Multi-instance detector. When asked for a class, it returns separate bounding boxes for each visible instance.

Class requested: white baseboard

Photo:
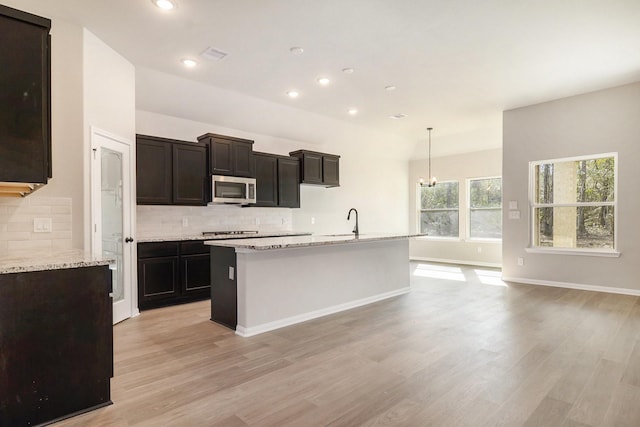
[502,276,640,297]
[235,287,411,337]
[410,256,502,269]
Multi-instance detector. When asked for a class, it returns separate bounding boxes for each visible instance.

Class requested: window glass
[531,155,616,250]
[469,177,502,239]
[420,181,459,237]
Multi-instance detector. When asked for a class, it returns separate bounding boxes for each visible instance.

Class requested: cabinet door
[323,155,340,187]
[0,9,51,184]
[278,157,300,208]
[210,138,234,175]
[181,253,211,296]
[254,153,278,207]
[233,141,255,177]
[302,152,323,184]
[173,143,207,205]
[136,137,172,205]
[137,256,179,309]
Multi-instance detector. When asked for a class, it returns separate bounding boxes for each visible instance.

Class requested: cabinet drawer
[137,241,179,258]
[180,240,209,255]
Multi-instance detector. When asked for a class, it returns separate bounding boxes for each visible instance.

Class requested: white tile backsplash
[0,197,72,256]
[136,204,294,239]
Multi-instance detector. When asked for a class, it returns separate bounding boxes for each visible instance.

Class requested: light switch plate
[508,201,518,210]
[508,210,521,220]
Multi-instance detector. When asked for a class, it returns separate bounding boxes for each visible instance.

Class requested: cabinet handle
[125,237,134,243]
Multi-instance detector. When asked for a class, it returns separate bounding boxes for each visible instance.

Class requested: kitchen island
[205,234,417,337]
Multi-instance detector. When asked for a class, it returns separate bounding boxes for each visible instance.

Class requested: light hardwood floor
[55,262,640,426]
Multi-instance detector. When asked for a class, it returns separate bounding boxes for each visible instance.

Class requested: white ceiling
[16,0,640,157]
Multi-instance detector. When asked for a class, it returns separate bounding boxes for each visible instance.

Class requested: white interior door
[91,128,135,324]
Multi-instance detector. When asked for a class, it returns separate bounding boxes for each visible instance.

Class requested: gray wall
[502,82,640,292]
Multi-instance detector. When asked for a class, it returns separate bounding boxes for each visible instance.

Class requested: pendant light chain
[428,127,432,186]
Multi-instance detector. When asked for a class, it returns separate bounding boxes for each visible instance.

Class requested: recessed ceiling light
[385,85,397,91]
[348,108,358,115]
[286,90,299,98]
[342,67,355,74]
[317,77,330,86]
[290,47,304,55]
[389,113,407,119]
[181,58,197,68]
[153,0,176,10]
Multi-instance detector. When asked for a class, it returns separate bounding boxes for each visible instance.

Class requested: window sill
[525,247,620,258]
[415,236,461,242]
[465,238,502,244]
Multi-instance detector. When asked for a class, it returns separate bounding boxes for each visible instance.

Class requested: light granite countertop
[137,231,312,243]
[0,250,114,274]
[204,233,424,251]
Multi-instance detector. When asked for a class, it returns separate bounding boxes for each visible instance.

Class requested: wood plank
[51,262,640,427]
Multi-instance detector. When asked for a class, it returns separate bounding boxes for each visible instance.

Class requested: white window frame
[417,180,460,240]
[527,152,619,257]
[466,176,502,242]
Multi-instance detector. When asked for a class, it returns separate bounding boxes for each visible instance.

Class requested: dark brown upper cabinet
[289,150,340,187]
[136,135,208,206]
[253,152,278,207]
[173,143,208,205]
[277,156,301,208]
[253,152,300,208]
[0,5,52,191]
[197,133,254,178]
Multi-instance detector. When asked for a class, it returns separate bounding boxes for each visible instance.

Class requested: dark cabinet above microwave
[289,150,340,187]
[0,5,52,196]
[197,133,254,178]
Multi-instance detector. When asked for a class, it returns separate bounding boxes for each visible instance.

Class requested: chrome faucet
[347,208,359,237]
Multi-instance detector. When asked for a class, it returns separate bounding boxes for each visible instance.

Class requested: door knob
[125,237,134,243]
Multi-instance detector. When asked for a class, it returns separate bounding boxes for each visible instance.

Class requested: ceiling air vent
[201,47,228,61]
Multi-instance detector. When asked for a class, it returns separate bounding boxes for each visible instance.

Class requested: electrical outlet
[181,217,189,227]
[255,217,260,225]
[33,218,52,233]
[477,246,482,253]
[311,217,315,225]
[517,257,524,266]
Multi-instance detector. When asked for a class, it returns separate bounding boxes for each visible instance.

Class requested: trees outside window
[468,177,502,239]
[531,154,616,250]
[419,181,459,237]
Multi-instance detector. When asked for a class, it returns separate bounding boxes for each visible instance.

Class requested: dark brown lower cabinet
[0,265,113,426]
[138,240,211,310]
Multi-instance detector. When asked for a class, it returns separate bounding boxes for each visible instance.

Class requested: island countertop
[0,250,114,274]
[204,233,423,252]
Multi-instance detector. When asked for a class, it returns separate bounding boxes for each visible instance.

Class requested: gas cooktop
[202,230,259,236]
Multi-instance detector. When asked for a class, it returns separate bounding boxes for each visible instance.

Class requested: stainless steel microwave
[211,175,256,204]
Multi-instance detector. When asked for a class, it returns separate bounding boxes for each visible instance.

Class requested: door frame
[90,126,138,323]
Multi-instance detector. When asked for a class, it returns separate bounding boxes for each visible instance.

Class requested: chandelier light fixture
[419,127,437,187]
